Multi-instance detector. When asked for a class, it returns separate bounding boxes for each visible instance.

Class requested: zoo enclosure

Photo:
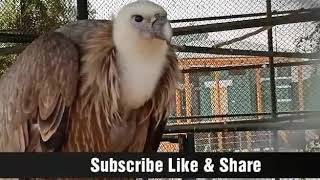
[0,0,320,153]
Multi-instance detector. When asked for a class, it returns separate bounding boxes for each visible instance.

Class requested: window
[276,67,291,77]
[229,69,246,76]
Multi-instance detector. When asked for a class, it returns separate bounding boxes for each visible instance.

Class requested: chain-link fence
[0,0,320,154]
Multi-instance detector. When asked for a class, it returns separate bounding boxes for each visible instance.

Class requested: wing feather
[0,32,79,152]
[38,95,64,141]
[142,46,181,152]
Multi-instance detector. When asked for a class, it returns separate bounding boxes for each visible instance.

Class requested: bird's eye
[133,15,144,22]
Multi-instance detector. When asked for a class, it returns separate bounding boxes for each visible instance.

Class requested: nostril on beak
[154,13,161,19]
[152,13,166,27]
[151,17,157,26]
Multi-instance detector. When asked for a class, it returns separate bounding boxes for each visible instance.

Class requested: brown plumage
[0,4,180,153]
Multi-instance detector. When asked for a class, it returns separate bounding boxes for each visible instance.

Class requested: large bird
[0,0,180,152]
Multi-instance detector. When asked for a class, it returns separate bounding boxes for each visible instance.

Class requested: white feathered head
[113,0,172,46]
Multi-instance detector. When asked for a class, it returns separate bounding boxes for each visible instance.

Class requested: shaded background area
[0,0,320,157]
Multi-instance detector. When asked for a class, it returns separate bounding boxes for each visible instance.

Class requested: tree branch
[170,7,319,23]
[212,26,271,48]
[0,44,28,56]
[173,9,320,36]
[0,33,37,43]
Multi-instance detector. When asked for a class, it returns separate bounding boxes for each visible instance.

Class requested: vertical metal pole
[77,0,88,20]
[20,0,25,18]
[183,133,195,180]
[267,2,280,179]
[266,0,279,152]
[20,0,27,30]
[178,134,187,152]
[186,133,195,153]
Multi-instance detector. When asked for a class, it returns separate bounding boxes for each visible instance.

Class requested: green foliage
[306,138,320,152]
[0,0,96,77]
[0,0,79,34]
[296,22,320,53]
[0,54,16,76]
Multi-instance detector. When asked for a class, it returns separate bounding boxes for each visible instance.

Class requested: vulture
[0,0,180,152]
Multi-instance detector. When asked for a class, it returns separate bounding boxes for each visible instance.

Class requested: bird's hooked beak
[149,14,171,42]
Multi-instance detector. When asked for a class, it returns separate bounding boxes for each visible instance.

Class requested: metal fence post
[178,133,195,153]
[77,0,88,20]
[186,133,195,153]
[267,0,279,152]
[267,3,279,179]
[178,134,187,152]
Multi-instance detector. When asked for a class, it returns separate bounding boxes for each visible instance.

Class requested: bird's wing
[142,46,181,152]
[0,32,79,152]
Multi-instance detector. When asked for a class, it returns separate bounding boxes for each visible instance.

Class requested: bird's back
[55,20,111,46]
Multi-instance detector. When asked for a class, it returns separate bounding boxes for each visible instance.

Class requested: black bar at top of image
[0,153,319,178]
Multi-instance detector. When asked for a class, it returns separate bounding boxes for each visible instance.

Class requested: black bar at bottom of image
[0,153,318,178]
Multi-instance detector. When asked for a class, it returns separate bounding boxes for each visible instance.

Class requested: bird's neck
[116,40,169,110]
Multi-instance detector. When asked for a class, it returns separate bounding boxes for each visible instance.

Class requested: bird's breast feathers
[118,54,167,110]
